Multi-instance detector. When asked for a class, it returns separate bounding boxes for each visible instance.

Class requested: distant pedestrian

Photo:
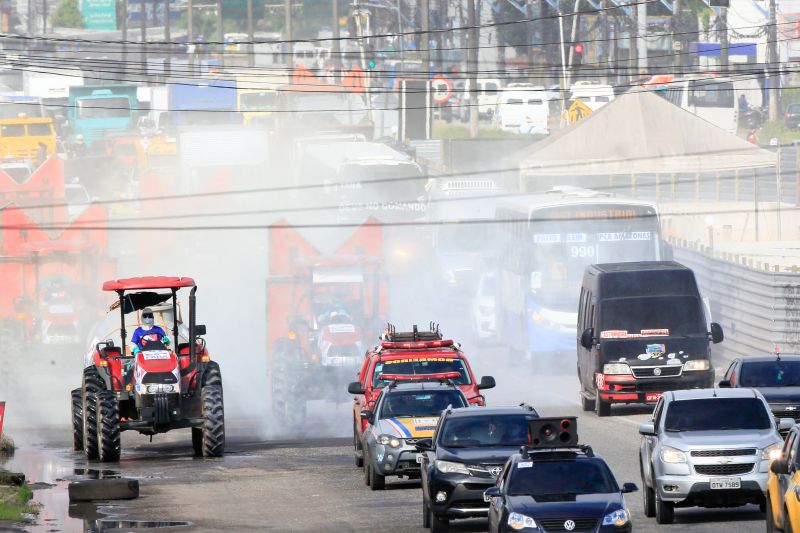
[739,94,749,112]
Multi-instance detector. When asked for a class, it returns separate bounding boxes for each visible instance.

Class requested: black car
[785,103,800,129]
[417,405,540,532]
[720,354,800,425]
[485,440,638,532]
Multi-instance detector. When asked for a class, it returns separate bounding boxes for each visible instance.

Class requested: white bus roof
[496,188,659,217]
[303,141,418,167]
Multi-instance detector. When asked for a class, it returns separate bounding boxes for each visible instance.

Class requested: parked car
[639,388,792,524]
[786,103,800,129]
[494,88,549,135]
[720,354,800,428]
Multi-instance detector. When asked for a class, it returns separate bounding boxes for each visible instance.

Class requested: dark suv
[720,354,800,427]
[417,405,539,532]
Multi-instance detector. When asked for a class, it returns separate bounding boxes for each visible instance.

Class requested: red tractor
[71,276,224,462]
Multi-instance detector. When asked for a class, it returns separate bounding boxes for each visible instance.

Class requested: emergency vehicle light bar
[381,339,454,350]
[379,371,461,382]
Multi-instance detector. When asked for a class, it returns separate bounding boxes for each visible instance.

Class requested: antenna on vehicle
[413,324,419,341]
[776,344,782,361]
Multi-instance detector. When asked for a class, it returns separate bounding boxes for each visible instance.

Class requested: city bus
[495,187,668,365]
[664,76,738,134]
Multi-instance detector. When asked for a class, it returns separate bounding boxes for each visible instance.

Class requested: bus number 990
[570,246,596,258]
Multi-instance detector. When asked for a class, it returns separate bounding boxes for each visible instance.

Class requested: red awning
[102,276,196,292]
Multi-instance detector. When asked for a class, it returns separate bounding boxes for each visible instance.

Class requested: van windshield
[599,296,704,336]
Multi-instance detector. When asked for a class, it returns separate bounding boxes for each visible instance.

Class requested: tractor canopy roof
[102,276,196,292]
[19,240,98,254]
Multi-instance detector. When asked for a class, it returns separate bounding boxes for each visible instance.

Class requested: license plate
[416,454,424,464]
[710,477,741,490]
[645,392,662,403]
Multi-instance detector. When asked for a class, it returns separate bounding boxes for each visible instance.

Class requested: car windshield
[508,460,617,497]
[439,415,533,448]
[740,361,800,387]
[379,390,466,418]
[373,358,472,387]
[599,296,705,336]
[664,398,772,431]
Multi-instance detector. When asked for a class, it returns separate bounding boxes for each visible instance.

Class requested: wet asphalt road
[3,371,766,533]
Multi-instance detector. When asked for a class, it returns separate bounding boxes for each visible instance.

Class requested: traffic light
[573,43,584,66]
[528,417,579,448]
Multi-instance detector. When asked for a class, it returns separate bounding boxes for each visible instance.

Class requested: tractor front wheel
[202,361,222,387]
[96,391,121,462]
[199,384,225,457]
[82,367,103,460]
[71,388,83,452]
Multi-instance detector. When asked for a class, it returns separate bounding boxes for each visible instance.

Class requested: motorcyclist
[72,134,87,157]
[130,307,170,354]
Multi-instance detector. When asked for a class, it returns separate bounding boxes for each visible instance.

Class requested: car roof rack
[382,322,442,342]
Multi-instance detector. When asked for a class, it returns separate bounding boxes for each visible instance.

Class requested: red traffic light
[574,44,584,54]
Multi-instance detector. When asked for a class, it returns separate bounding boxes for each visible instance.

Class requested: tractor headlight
[683,359,710,371]
[144,383,178,394]
[507,512,537,530]
[377,435,401,448]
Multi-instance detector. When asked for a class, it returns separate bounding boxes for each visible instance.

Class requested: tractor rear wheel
[82,367,103,460]
[200,384,225,457]
[96,391,121,462]
[71,388,83,452]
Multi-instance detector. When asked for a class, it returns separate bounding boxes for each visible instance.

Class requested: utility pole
[187,0,194,75]
[768,0,779,120]
[26,0,32,34]
[332,0,340,76]
[672,0,681,71]
[421,0,430,77]
[600,0,609,82]
[567,0,580,86]
[164,0,171,76]
[42,0,47,34]
[719,8,728,70]
[122,0,128,76]
[285,0,293,68]
[636,0,647,76]
[468,0,479,138]
[141,0,147,73]
[247,0,255,68]
[558,0,568,116]
[217,0,224,67]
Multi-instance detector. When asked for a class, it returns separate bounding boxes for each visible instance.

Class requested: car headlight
[762,443,783,461]
[683,359,710,371]
[603,363,632,375]
[507,512,537,530]
[377,435,401,448]
[660,445,687,464]
[435,460,470,475]
[602,508,630,526]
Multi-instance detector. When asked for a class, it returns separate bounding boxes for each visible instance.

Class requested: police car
[485,418,638,532]
[361,379,468,490]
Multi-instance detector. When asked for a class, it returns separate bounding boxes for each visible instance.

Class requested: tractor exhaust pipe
[189,286,198,372]
[118,290,127,357]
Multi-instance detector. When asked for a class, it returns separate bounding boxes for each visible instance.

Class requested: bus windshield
[527,212,660,311]
[689,81,734,108]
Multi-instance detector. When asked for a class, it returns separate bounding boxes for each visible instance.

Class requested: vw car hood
[508,492,623,518]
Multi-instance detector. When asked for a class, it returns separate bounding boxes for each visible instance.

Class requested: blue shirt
[131,325,167,348]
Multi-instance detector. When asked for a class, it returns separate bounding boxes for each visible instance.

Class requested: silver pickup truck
[638,387,793,524]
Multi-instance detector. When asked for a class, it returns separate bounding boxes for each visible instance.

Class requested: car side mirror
[195,324,207,336]
[709,322,724,344]
[478,376,496,390]
[621,482,639,494]
[639,422,656,436]
[415,438,433,451]
[771,457,791,475]
[718,379,731,388]
[779,418,796,432]
[348,382,366,395]
[580,328,595,350]
[360,409,374,425]
[484,486,502,501]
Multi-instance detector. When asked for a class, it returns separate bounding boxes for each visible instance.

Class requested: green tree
[50,0,85,28]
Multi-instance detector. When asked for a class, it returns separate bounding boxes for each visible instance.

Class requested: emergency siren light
[528,417,578,448]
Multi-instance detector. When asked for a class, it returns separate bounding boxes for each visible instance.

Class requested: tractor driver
[130,308,170,353]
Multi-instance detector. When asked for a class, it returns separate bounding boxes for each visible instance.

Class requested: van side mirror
[710,322,724,344]
[478,376,496,390]
[639,422,656,436]
[348,382,366,395]
[580,328,595,350]
[360,409,374,425]
[718,379,731,388]
[771,457,791,475]
[195,324,207,336]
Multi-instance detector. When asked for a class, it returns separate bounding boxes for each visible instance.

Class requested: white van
[461,78,502,119]
[569,82,615,111]
[494,88,549,135]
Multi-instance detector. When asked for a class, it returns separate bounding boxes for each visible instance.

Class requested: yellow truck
[0,117,56,162]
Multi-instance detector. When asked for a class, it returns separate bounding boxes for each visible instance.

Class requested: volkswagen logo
[564,520,576,531]
[653,367,662,376]
[489,466,502,477]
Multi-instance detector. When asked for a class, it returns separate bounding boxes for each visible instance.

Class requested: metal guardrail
[671,237,800,365]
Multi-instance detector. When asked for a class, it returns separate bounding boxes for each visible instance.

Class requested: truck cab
[576,261,723,416]
[68,85,138,147]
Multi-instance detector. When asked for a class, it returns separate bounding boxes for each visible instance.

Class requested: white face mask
[142,317,154,329]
